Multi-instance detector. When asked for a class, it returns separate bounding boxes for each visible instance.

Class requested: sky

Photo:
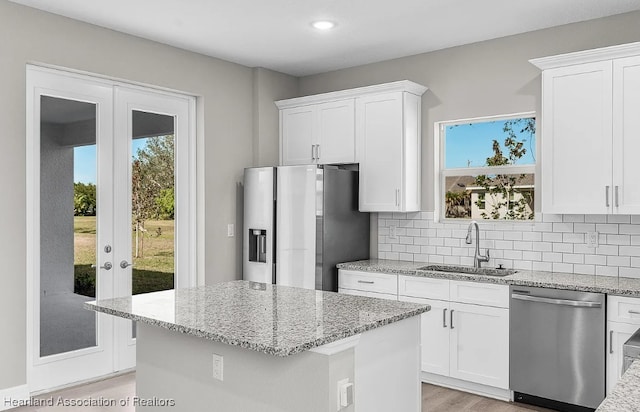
[74,138,148,184]
[445,119,536,168]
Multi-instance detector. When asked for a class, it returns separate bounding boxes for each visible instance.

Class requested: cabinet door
[356,92,403,211]
[400,296,450,376]
[449,302,509,389]
[317,99,355,164]
[541,61,613,214]
[280,106,315,165]
[606,321,639,395]
[613,55,640,214]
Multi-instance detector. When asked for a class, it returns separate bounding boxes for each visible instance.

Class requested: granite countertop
[85,280,429,357]
[596,360,640,412]
[337,259,640,297]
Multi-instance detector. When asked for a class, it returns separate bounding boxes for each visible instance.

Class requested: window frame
[434,111,537,222]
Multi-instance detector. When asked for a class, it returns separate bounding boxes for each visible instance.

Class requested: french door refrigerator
[243,164,370,291]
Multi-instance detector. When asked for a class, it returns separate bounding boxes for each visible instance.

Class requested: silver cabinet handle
[92,262,112,270]
[511,293,602,308]
[120,260,134,269]
[629,310,640,315]
[311,144,316,160]
[450,309,455,329]
[316,144,321,161]
[443,308,447,328]
[357,280,374,284]
[395,189,400,207]
[610,330,614,354]
[615,186,620,207]
[606,186,610,207]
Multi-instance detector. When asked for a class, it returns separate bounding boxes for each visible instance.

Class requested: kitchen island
[86,280,429,412]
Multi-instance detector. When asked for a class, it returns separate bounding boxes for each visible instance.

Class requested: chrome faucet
[465,220,490,268]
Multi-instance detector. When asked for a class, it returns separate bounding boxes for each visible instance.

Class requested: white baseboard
[0,384,29,411]
[422,372,512,402]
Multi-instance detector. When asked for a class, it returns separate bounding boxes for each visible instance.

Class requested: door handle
[615,186,619,207]
[357,280,374,284]
[511,293,602,308]
[92,262,112,270]
[311,144,316,160]
[443,308,447,328]
[610,330,614,354]
[450,309,454,329]
[120,260,134,269]
[606,186,610,207]
[316,144,321,161]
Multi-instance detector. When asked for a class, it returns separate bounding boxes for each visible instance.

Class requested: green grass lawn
[74,216,174,297]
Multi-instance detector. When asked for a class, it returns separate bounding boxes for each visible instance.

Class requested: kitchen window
[437,113,536,221]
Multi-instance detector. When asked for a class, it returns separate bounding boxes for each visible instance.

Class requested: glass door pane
[39,96,98,357]
[130,110,176,338]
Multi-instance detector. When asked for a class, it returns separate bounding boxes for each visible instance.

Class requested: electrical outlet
[389,225,398,240]
[227,224,235,237]
[586,231,599,248]
[212,353,224,381]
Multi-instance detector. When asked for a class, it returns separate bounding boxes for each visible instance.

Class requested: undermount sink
[417,265,517,277]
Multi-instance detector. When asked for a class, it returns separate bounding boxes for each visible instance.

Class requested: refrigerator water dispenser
[249,229,267,263]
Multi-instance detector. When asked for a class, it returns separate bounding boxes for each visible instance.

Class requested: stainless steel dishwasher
[510,285,605,411]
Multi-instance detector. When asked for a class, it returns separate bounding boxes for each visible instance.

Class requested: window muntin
[440,115,536,221]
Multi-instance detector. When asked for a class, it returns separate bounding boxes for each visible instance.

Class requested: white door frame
[26,64,199,393]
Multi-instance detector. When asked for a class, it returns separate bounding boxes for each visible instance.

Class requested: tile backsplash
[377,212,640,279]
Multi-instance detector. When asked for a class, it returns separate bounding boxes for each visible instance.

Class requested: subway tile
[574,264,595,275]
[395,228,407,236]
[437,228,452,238]
[608,215,631,224]
[533,242,553,252]
[553,222,574,233]
[632,257,640,267]
[619,267,640,279]
[523,251,542,261]
[533,222,554,232]
[504,231,523,241]
[608,256,631,267]
[553,263,574,273]
[574,244,597,254]
[595,224,618,234]
[421,245,436,255]
[413,219,430,228]
[533,261,553,272]
[459,256,475,266]
[596,244,619,256]
[414,237,430,246]
[573,223,596,233]
[585,254,607,265]
[619,246,640,257]
[452,247,468,256]
[398,253,414,261]
[378,244,392,252]
[562,253,584,264]
[542,214,563,223]
[553,243,573,253]
[405,228,421,237]
[414,254,430,263]
[486,231,505,240]
[522,232,543,242]
[632,215,640,225]
[503,250,523,260]
[631,236,640,246]
[378,227,390,236]
[443,256,461,265]
[543,232,563,242]
[452,229,467,239]
[479,240,495,249]
[563,214,585,223]
[620,224,640,235]
[421,228,436,237]
[429,255,444,264]
[436,247,452,256]
[421,211,435,220]
[399,236,414,245]
[385,236,399,244]
[399,220,414,228]
[385,219,400,228]
[585,215,607,223]
[490,249,504,259]
[607,234,631,246]
[513,260,533,270]
[543,252,563,263]
[429,237,444,246]
[596,265,619,277]
[392,244,407,253]
[385,252,399,260]
[406,245,421,254]
[494,240,514,250]
[562,233,585,244]
[513,241,533,251]
[444,238,461,247]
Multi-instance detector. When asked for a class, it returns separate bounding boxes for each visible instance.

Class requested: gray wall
[299,10,640,213]
[0,0,283,390]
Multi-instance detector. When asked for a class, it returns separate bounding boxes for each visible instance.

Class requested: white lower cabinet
[606,295,640,394]
[399,276,509,391]
[338,269,398,300]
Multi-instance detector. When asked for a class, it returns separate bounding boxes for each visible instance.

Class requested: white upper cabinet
[276,81,427,212]
[531,42,640,214]
[279,99,355,165]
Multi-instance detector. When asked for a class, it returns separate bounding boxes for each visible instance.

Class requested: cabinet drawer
[450,281,509,308]
[608,296,640,324]
[338,270,398,295]
[398,275,449,301]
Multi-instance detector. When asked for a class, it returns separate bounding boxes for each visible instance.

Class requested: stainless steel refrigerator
[243,164,370,291]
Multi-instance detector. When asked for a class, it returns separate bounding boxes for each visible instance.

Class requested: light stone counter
[596,359,640,412]
[85,280,429,356]
[337,259,640,297]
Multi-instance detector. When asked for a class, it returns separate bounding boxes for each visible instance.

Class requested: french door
[27,66,196,392]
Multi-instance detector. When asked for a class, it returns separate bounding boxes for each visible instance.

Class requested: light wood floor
[13,374,554,411]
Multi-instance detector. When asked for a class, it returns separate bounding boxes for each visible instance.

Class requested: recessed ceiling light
[312,21,336,31]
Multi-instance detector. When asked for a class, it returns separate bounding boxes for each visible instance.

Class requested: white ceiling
[10,0,640,76]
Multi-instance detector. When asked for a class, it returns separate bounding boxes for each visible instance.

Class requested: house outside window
[438,113,536,221]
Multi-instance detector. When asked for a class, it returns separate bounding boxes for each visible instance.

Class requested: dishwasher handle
[511,293,602,308]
